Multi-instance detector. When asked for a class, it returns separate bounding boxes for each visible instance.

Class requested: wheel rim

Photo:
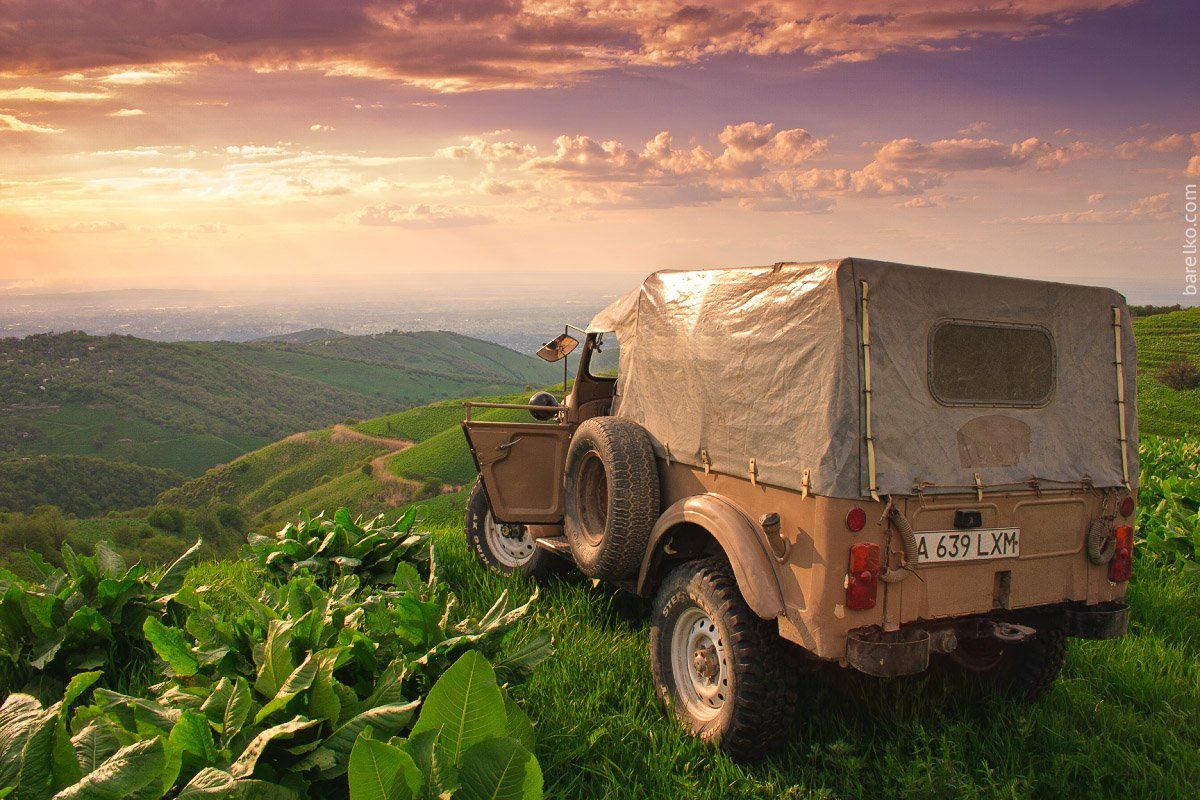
[576,450,609,546]
[483,510,536,568]
[669,606,729,721]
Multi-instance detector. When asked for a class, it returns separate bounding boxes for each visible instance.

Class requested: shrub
[418,477,443,500]
[1159,358,1200,390]
[0,506,72,572]
[146,504,187,533]
[361,462,374,476]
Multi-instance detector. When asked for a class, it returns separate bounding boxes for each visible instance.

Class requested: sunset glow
[1,1,1196,301]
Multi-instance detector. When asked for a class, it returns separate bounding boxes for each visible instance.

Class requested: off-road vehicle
[462,258,1136,760]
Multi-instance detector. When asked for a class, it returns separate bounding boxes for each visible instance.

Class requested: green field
[1132,308,1200,437]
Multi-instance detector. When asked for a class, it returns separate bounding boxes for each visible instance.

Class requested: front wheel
[465,479,563,579]
[649,558,796,761]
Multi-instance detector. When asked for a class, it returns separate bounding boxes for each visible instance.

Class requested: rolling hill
[0,330,557,486]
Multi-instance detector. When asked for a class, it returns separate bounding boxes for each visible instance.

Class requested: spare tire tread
[564,416,660,579]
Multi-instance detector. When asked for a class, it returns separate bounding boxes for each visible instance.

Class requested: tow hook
[984,620,1036,643]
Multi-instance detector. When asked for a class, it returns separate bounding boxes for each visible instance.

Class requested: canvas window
[929,321,1054,406]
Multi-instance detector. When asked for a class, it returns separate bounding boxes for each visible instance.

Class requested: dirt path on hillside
[330,424,423,505]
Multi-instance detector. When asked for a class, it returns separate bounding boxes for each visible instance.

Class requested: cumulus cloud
[309,123,334,132]
[848,135,1102,196]
[0,1,1138,92]
[999,193,1173,224]
[106,107,145,117]
[356,202,492,228]
[958,121,992,135]
[0,113,62,133]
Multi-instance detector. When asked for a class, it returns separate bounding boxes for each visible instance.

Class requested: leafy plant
[247,507,428,586]
[0,539,202,695]
[0,506,551,799]
[1136,436,1200,569]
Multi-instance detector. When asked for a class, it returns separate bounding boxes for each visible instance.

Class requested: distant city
[0,288,617,355]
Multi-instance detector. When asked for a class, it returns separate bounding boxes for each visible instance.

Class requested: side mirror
[536,333,579,362]
[528,391,560,421]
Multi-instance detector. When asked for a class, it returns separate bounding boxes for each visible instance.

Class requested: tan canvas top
[588,257,1138,499]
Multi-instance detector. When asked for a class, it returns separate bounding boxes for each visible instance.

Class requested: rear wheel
[951,625,1067,700]
[650,558,796,761]
[465,479,563,579]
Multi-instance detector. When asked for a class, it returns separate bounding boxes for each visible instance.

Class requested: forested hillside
[0,330,556,481]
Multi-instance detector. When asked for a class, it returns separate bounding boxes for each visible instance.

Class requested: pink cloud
[0,1,1140,91]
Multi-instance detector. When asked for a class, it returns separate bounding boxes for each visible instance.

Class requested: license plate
[914,528,1020,564]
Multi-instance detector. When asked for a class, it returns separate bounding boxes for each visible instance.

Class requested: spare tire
[564,416,661,580]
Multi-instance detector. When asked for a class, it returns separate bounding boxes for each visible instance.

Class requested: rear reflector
[846,507,867,532]
[1119,495,1135,519]
[1109,525,1133,582]
[847,542,880,610]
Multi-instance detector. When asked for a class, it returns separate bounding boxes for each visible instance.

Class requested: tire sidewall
[650,567,735,742]
[465,479,546,576]
[563,432,608,571]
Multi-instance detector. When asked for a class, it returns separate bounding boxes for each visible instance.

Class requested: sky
[0,0,1197,304]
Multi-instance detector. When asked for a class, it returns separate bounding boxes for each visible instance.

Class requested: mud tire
[650,558,796,761]
[563,416,659,580]
[953,625,1067,701]
[465,478,563,579]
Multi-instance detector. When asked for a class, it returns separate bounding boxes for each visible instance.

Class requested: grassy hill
[0,330,557,488]
[1133,307,1200,437]
[252,327,348,344]
[157,390,545,527]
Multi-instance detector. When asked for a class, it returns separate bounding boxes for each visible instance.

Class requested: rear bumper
[845,601,1130,677]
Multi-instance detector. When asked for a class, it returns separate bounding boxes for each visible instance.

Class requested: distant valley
[0,328,557,513]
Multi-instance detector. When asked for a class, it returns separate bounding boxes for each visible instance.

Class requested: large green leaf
[229,717,320,779]
[50,718,82,790]
[69,724,120,777]
[15,706,58,800]
[52,737,166,800]
[305,652,341,725]
[174,768,235,800]
[502,698,534,751]
[169,711,217,765]
[200,679,252,749]
[153,540,203,596]
[142,619,198,678]
[455,738,541,800]
[61,673,102,715]
[91,543,126,580]
[254,655,317,724]
[0,695,47,787]
[252,621,294,700]
[410,651,506,766]
[299,702,419,779]
[346,735,421,800]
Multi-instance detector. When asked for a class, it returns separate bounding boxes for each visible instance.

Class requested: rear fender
[636,493,785,620]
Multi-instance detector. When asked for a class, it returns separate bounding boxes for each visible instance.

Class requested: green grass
[387,405,540,486]
[353,391,530,442]
[415,512,1200,800]
[158,430,388,519]
[1133,308,1200,437]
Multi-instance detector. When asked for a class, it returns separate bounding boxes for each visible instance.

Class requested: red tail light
[1109,525,1133,582]
[846,542,880,610]
[846,507,867,532]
